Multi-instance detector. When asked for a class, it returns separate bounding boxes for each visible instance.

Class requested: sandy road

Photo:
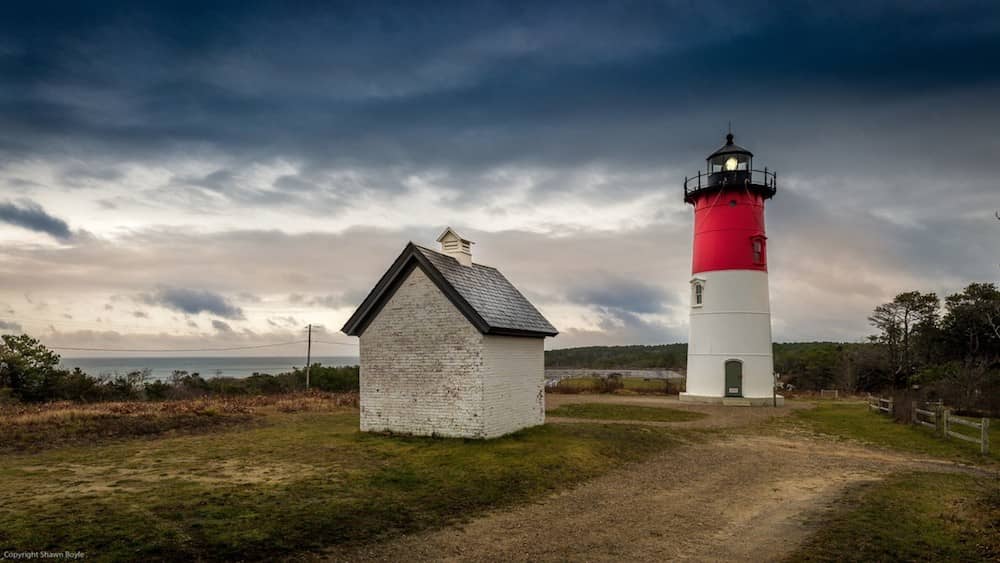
[323,397,979,562]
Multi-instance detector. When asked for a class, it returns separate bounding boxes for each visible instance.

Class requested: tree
[941,283,1000,359]
[0,334,63,401]
[868,291,940,388]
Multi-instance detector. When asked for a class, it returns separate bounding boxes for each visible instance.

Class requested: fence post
[983,418,990,456]
[943,409,950,440]
[935,404,944,436]
[911,400,917,425]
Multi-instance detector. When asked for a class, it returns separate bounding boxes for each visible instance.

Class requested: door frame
[724,359,743,398]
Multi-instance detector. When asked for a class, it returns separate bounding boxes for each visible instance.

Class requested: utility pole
[305,324,312,391]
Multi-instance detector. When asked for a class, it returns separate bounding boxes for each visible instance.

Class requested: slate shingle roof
[341,243,557,337]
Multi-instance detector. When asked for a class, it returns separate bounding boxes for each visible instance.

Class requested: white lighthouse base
[679,393,784,407]
[686,269,776,405]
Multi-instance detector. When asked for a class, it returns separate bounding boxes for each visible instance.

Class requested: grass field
[790,402,999,463]
[787,471,1000,562]
[547,402,706,422]
[0,404,682,561]
[0,393,356,454]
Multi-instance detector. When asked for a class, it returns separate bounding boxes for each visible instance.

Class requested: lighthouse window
[752,239,764,264]
[693,282,704,306]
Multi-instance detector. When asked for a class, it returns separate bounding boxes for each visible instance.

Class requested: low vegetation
[547,403,705,422]
[0,407,682,561]
[788,471,1000,562]
[549,376,684,395]
[0,392,358,454]
[789,402,999,463]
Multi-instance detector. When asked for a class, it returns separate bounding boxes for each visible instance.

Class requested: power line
[48,339,308,353]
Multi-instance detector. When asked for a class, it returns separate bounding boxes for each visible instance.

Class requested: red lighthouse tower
[680,132,780,405]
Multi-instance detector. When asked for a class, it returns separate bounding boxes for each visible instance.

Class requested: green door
[725,360,742,397]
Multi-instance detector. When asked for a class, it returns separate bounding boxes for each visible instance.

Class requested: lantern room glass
[710,153,750,174]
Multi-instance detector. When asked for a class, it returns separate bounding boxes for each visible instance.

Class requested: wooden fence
[868,395,893,414]
[868,395,991,455]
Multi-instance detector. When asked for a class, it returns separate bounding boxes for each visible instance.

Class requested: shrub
[144,380,172,401]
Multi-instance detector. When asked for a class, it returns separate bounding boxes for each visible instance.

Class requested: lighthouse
[680,132,782,406]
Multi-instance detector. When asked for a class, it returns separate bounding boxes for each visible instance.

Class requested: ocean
[60,356,359,380]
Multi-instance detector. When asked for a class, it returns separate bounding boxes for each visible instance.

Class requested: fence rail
[868,395,990,455]
[868,395,893,414]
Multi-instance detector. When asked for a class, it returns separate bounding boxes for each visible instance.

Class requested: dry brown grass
[0,391,359,453]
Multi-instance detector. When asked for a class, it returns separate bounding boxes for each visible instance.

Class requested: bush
[595,374,624,393]
[144,380,172,401]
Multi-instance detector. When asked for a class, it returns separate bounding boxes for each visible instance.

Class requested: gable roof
[341,243,558,338]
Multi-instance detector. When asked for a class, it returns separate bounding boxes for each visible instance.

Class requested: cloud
[237,292,261,303]
[132,310,149,318]
[267,316,300,328]
[211,319,233,333]
[140,288,245,319]
[567,278,672,314]
[1,3,998,350]
[288,293,364,309]
[0,200,71,239]
[0,320,23,332]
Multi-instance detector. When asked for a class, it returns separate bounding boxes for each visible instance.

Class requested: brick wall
[358,266,546,439]
[481,335,545,438]
[359,267,486,437]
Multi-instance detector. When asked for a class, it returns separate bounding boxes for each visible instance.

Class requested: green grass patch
[787,472,1000,562]
[791,402,998,463]
[548,402,705,422]
[0,410,681,561]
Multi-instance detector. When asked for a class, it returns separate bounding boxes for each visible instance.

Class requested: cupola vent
[436,227,473,266]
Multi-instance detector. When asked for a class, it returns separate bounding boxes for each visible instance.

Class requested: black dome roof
[707,133,753,159]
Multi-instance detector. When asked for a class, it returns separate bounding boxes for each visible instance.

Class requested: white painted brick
[359,267,545,439]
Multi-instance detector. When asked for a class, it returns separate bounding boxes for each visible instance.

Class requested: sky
[1,1,998,357]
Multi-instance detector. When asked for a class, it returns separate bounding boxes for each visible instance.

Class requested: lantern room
[708,133,752,175]
[683,133,777,205]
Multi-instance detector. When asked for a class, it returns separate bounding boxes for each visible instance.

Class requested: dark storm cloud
[0,200,72,239]
[140,288,245,319]
[567,278,672,314]
[1,1,997,177]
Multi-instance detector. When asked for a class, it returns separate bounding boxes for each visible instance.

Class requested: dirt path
[323,399,979,562]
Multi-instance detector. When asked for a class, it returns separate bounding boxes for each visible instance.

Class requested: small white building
[341,228,558,439]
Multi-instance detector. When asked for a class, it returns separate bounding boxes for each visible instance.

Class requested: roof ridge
[414,244,499,270]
